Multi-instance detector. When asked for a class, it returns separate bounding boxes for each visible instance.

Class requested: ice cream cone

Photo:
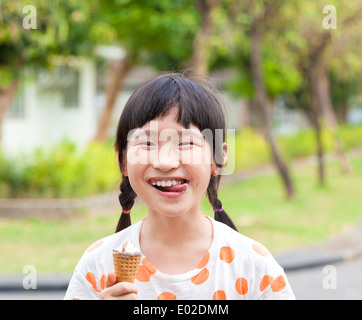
[113,251,141,283]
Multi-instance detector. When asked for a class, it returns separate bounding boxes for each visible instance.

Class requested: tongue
[158,182,188,193]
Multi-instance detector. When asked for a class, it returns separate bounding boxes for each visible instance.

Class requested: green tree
[91,0,198,141]
[329,10,362,124]
[226,0,297,198]
[284,0,362,183]
[186,0,220,77]
[0,0,96,143]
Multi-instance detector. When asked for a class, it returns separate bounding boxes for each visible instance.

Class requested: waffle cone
[113,252,141,283]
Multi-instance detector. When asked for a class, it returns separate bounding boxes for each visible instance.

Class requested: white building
[2,61,248,156]
[2,58,97,155]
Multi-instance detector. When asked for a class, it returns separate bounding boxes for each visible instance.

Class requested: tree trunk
[304,107,325,185]
[309,61,352,175]
[340,104,349,125]
[188,0,218,77]
[314,118,325,185]
[0,81,19,144]
[318,65,352,174]
[93,56,133,142]
[239,99,251,129]
[250,23,295,199]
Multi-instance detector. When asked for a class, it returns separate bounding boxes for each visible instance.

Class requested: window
[59,66,80,108]
[8,86,25,118]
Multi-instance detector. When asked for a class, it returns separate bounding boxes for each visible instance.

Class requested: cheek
[180,145,213,166]
[184,162,212,193]
[125,158,147,189]
[181,146,213,182]
[127,146,162,167]
[126,147,151,166]
[127,165,149,203]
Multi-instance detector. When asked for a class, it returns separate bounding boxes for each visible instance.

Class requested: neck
[140,209,211,246]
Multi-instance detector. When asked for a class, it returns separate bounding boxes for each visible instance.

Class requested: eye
[179,141,193,147]
[138,141,155,147]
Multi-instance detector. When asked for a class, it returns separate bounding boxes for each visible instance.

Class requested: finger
[101,282,138,300]
[111,282,138,296]
[119,293,138,300]
[105,272,117,288]
[101,292,138,300]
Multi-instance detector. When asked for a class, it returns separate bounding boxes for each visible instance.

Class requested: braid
[207,174,238,231]
[115,176,137,233]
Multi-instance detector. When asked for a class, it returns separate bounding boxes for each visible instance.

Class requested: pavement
[286,257,362,299]
[1,223,362,300]
[275,222,362,272]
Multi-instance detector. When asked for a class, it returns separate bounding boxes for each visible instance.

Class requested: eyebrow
[130,129,204,139]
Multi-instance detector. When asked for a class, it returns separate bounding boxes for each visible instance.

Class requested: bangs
[115,73,226,154]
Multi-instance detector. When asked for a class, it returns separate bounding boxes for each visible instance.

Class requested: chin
[149,206,187,219]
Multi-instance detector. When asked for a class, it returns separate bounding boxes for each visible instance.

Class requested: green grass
[1,156,362,274]
[221,155,362,253]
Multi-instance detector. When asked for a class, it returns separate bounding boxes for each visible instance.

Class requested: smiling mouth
[148,178,189,193]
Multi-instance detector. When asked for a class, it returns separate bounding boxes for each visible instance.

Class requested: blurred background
[0,0,362,299]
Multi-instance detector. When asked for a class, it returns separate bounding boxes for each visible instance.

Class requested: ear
[222,142,228,164]
[211,142,228,176]
[116,150,128,176]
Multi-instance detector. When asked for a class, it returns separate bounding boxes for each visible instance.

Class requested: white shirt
[64,216,295,300]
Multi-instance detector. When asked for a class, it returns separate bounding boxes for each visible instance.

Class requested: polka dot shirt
[64,217,295,300]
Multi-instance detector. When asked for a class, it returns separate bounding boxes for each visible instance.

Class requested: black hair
[114,72,237,232]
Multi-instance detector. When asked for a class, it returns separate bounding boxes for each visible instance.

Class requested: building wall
[2,60,96,155]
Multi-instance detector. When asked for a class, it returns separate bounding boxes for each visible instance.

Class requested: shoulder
[211,217,283,273]
[75,221,142,272]
[64,222,143,300]
[211,218,295,299]
[212,218,264,253]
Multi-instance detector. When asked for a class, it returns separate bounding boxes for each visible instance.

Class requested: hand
[100,272,138,300]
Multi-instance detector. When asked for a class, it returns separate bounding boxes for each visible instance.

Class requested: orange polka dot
[136,265,152,282]
[142,257,157,274]
[271,275,286,293]
[157,292,177,300]
[86,240,103,253]
[235,277,248,295]
[100,274,106,290]
[136,258,157,282]
[219,246,235,263]
[196,252,210,269]
[260,275,274,292]
[85,272,101,293]
[191,268,209,285]
[213,290,226,300]
[252,242,269,257]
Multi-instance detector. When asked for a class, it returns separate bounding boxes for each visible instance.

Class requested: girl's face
[120,109,226,218]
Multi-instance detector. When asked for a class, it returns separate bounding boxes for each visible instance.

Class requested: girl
[64,73,295,300]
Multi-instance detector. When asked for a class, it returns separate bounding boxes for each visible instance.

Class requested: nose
[151,145,180,172]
